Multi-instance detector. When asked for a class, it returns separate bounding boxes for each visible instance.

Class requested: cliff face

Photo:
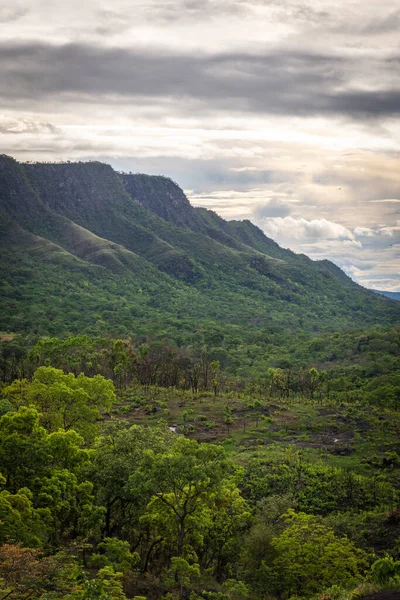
[122,173,202,229]
[121,174,284,256]
[0,155,41,222]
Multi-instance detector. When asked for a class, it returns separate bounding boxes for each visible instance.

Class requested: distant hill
[0,155,398,364]
[373,290,400,301]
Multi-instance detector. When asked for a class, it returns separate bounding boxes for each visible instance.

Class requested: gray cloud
[112,0,330,24]
[0,5,29,23]
[253,199,292,218]
[137,0,334,25]
[141,0,246,21]
[94,8,137,36]
[1,41,400,118]
[361,9,400,34]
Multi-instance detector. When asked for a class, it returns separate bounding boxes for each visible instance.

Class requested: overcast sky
[1,0,400,290]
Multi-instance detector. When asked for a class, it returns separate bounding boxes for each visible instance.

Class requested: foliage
[370,556,400,585]
[2,366,115,439]
[269,510,368,597]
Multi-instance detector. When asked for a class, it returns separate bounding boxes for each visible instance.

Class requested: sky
[1,0,400,291]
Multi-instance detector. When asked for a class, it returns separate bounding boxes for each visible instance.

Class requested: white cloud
[370,198,400,203]
[0,116,56,134]
[354,226,375,237]
[260,216,360,245]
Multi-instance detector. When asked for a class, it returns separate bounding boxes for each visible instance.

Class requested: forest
[0,329,399,600]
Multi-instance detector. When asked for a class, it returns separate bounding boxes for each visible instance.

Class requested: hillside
[0,155,398,370]
[374,290,400,301]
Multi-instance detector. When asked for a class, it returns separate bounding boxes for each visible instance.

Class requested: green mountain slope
[0,155,398,351]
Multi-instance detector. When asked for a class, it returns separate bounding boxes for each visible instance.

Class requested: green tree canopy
[2,366,115,439]
[269,510,368,597]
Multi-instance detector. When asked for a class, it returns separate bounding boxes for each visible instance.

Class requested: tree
[0,543,74,599]
[0,339,28,383]
[3,367,115,439]
[36,468,104,545]
[224,406,233,435]
[248,400,263,428]
[110,339,137,389]
[306,367,320,401]
[0,406,101,547]
[136,438,232,558]
[164,557,200,600]
[211,361,220,397]
[91,537,139,573]
[0,407,49,493]
[90,422,173,539]
[0,488,47,547]
[66,565,128,600]
[370,556,400,585]
[199,482,251,581]
[269,510,367,597]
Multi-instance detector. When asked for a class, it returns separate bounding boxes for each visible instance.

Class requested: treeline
[2,334,399,408]
[0,335,338,401]
[0,335,319,394]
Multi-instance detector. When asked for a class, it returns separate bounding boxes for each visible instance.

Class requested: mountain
[373,290,400,301]
[0,154,398,369]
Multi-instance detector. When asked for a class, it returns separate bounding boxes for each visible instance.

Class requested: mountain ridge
[0,154,398,345]
[373,290,400,301]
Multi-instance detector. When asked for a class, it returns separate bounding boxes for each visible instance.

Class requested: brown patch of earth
[0,334,15,342]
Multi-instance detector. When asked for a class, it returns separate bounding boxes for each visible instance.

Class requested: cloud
[93,7,142,36]
[0,5,28,23]
[1,41,400,119]
[354,226,375,237]
[0,117,56,134]
[260,216,360,246]
[370,198,400,203]
[136,0,248,22]
[188,186,280,218]
[253,198,292,218]
[361,8,400,34]
[94,0,331,27]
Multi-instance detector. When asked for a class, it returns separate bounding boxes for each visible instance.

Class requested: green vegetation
[0,155,399,351]
[0,156,399,599]
[0,333,399,599]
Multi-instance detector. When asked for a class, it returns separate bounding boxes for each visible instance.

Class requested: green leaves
[91,537,139,573]
[134,436,247,574]
[370,556,400,585]
[0,401,103,547]
[0,489,47,546]
[269,510,368,597]
[3,367,115,439]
